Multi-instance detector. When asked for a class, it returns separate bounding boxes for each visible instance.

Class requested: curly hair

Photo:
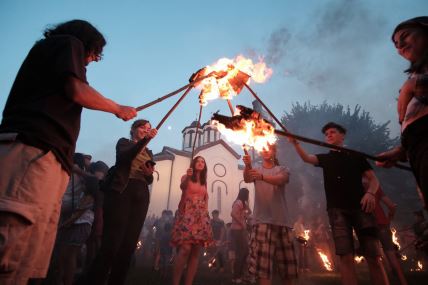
[43,19,106,57]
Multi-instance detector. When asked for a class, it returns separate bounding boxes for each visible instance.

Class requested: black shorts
[328,208,381,257]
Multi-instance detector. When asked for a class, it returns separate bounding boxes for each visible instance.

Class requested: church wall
[149,159,172,211]
[196,144,254,222]
[148,143,254,223]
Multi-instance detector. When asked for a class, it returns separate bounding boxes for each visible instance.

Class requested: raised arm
[242,155,254,183]
[65,76,136,121]
[289,139,319,165]
[180,168,193,190]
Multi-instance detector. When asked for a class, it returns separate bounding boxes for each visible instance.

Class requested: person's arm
[397,74,428,123]
[380,195,398,221]
[360,169,379,213]
[231,202,246,228]
[289,139,319,165]
[65,76,137,121]
[262,168,289,186]
[242,155,254,183]
[180,169,192,190]
[115,129,158,164]
[376,145,408,167]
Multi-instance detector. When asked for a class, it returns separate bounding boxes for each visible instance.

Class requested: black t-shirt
[211,219,225,240]
[315,150,372,210]
[0,35,87,174]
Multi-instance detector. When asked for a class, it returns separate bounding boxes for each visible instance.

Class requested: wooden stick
[155,85,193,130]
[191,105,203,160]
[136,72,214,112]
[243,83,412,172]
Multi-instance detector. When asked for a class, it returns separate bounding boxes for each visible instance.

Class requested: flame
[212,110,276,152]
[391,228,401,250]
[316,249,333,271]
[208,257,216,268]
[197,55,272,105]
[303,230,310,241]
[417,260,423,271]
[401,255,407,261]
[136,240,143,250]
[354,256,365,263]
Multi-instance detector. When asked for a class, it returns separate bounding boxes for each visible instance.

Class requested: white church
[147,119,255,222]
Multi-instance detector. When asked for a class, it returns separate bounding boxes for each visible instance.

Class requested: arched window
[211,180,228,213]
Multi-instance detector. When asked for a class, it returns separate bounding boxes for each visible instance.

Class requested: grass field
[125,253,427,285]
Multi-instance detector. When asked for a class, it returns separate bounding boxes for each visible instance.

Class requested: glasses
[94,53,103,61]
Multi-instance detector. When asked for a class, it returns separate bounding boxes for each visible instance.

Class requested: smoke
[265,27,291,65]
[263,0,403,135]
[269,0,387,89]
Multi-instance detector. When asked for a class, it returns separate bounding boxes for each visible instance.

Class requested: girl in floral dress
[171,156,213,285]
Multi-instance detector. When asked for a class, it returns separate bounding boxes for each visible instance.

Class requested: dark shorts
[328,208,381,257]
[57,223,92,246]
[377,224,397,252]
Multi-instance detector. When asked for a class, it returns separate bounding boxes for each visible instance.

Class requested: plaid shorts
[249,223,298,280]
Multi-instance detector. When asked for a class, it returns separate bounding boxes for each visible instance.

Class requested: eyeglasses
[94,53,103,61]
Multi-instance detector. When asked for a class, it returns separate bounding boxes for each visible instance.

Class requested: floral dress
[171,180,213,246]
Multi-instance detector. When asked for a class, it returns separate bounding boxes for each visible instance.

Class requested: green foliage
[281,101,399,153]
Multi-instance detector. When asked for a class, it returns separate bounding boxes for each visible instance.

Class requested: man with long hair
[0,19,136,284]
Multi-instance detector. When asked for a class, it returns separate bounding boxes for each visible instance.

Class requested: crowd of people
[0,16,427,285]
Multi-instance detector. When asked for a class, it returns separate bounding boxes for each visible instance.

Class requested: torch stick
[226,99,235,115]
[191,105,203,160]
[226,99,252,169]
[136,85,195,154]
[243,83,412,172]
[155,85,193,130]
[136,71,215,112]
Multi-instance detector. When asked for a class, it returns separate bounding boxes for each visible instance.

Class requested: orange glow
[391,228,401,250]
[303,230,310,241]
[196,55,272,105]
[354,256,365,263]
[212,108,276,152]
[316,249,333,271]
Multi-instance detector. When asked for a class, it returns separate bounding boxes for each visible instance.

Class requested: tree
[277,101,420,226]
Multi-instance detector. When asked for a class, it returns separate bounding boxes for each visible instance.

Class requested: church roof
[153,139,241,161]
[195,139,241,159]
[153,146,190,161]
[181,120,212,133]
